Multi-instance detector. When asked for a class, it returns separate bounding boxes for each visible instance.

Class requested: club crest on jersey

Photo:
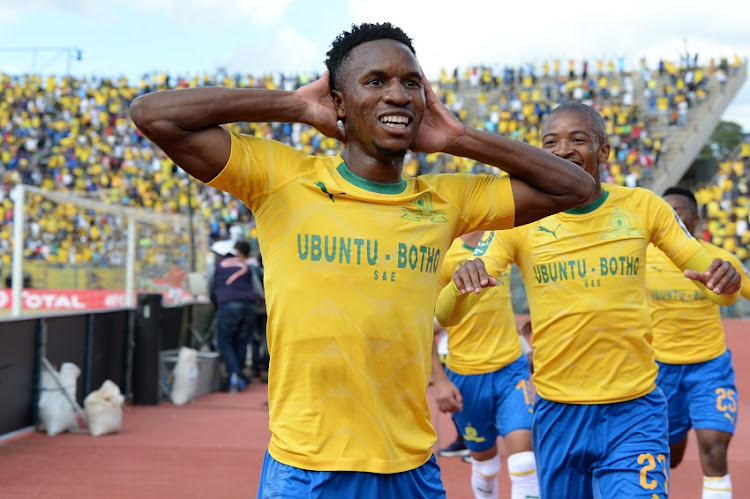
[473,231,494,256]
[401,193,447,222]
[601,209,642,239]
[462,424,486,443]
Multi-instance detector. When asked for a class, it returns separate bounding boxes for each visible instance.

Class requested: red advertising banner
[0,288,193,311]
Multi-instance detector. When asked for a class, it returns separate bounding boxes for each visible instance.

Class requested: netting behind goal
[1,184,209,315]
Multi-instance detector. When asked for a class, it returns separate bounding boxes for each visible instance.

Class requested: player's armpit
[680,248,741,306]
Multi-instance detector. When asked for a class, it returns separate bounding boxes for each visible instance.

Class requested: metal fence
[2,184,209,316]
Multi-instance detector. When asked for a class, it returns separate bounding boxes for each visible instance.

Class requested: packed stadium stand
[0,55,747,299]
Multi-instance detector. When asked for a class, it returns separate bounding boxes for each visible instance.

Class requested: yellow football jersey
[647,240,750,364]
[440,233,521,374]
[437,236,477,293]
[446,185,706,404]
[209,132,515,473]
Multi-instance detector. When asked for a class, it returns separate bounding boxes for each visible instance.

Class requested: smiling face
[541,109,610,182]
[332,38,425,162]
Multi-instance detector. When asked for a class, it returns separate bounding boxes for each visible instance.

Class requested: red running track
[1,319,748,498]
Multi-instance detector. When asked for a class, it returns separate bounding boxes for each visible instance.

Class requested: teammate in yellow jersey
[432,230,538,499]
[433,231,485,461]
[130,23,596,499]
[436,102,742,499]
[646,186,750,499]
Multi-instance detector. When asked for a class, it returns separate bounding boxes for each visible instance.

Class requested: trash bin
[158,349,221,401]
[132,293,163,405]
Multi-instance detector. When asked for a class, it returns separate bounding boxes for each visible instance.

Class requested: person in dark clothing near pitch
[209,239,258,393]
[234,240,269,383]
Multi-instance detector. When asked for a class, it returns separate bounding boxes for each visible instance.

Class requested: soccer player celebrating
[432,230,538,499]
[130,23,595,498]
[436,103,742,499]
[646,186,750,499]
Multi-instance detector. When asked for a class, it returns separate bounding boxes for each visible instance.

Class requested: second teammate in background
[646,186,750,499]
[436,103,742,499]
[432,231,538,499]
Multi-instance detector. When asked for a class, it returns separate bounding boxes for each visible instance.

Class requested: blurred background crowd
[0,54,747,292]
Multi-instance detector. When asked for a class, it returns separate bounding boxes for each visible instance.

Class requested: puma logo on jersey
[538,224,561,239]
[314,182,345,202]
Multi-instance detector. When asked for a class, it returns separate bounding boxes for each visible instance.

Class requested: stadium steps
[644,61,748,194]
[444,62,746,193]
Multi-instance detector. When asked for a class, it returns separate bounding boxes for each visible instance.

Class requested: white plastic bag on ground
[84,380,125,437]
[170,347,199,406]
[38,362,81,436]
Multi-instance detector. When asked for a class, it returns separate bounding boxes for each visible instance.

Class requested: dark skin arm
[131,71,594,223]
[129,72,345,183]
[413,77,597,226]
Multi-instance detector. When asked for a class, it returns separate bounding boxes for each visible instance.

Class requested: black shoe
[437,439,470,457]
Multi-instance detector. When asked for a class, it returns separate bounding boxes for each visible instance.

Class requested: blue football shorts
[656,349,738,444]
[532,388,670,499]
[447,354,534,453]
[256,451,445,498]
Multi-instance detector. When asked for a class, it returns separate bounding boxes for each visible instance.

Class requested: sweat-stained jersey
[208,132,515,474]
[438,233,521,374]
[472,185,702,404]
[646,240,750,364]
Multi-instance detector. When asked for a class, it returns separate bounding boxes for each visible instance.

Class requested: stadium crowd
[696,140,750,261]
[0,54,747,284]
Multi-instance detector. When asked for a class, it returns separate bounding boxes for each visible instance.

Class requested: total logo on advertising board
[0,289,129,311]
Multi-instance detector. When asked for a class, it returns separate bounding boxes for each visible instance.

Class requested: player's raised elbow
[129,93,173,141]
[129,95,155,135]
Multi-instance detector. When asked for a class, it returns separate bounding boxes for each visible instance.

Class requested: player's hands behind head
[295,71,346,143]
[409,74,465,153]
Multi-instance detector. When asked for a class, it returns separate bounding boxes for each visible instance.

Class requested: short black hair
[234,240,251,257]
[325,22,416,91]
[547,102,607,147]
[663,186,698,211]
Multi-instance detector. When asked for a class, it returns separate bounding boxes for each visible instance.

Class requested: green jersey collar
[337,162,407,194]
[564,189,609,215]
